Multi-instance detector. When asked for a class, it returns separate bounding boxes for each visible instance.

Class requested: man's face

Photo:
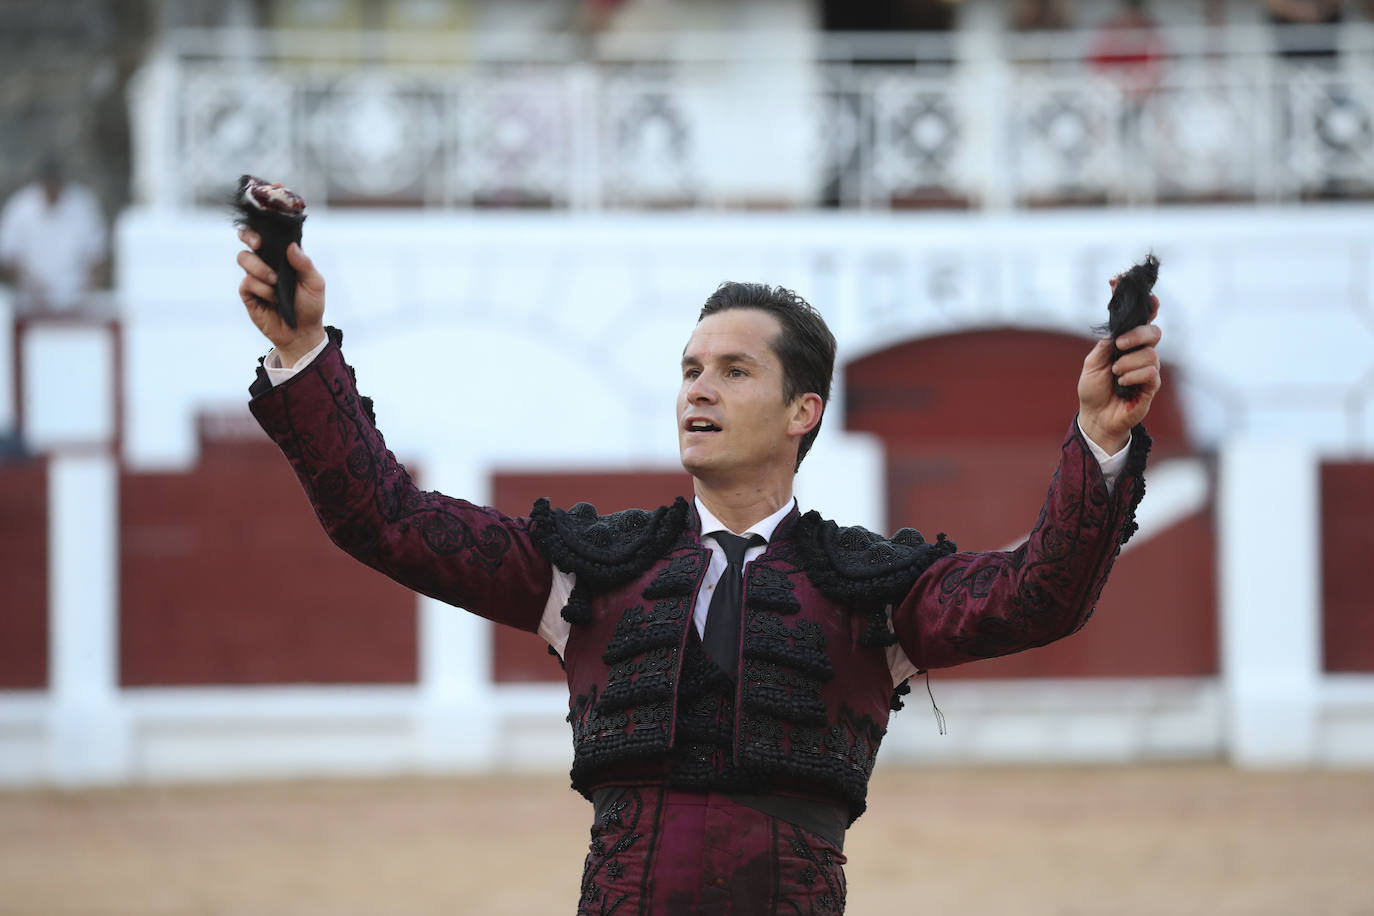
[678,308,800,482]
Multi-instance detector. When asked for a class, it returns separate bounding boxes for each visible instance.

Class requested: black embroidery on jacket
[530,498,691,590]
[666,633,736,789]
[736,703,886,825]
[741,659,828,726]
[568,684,670,796]
[1116,423,1152,546]
[561,578,595,625]
[796,515,958,648]
[277,326,517,581]
[602,596,692,665]
[742,612,833,681]
[566,547,706,797]
[745,564,802,614]
[642,553,704,599]
[798,516,958,604]
[940,422,1152,661]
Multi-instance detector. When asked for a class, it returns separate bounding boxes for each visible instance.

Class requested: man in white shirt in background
[0,155,108,317]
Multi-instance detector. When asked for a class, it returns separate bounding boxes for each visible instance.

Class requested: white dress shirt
[262,343,1130,685]
[0,182,106,313]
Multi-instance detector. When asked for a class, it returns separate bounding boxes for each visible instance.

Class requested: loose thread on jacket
[918,669,946,735]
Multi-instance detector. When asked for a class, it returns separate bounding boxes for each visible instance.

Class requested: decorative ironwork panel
[303,71,447,204]
[812,75,867,208]
[1139,62,1268,202]
[599,67,696,207]
[154,28,1374,211]
[1278,60,1374,196]
[1008,70,1126,204]
[180,66,299,206]
[868,69,966,205]
[456,70,576,207]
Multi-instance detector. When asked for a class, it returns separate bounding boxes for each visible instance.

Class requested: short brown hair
[698,282,837,471]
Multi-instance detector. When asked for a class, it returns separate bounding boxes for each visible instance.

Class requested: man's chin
[679,448,718,477]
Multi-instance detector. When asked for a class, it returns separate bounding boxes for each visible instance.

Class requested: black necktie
[702,531,764,677]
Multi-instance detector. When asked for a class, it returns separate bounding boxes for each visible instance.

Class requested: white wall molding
[1219,442,1322,766]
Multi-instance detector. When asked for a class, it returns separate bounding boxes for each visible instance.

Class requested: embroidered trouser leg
[578,787,847,916]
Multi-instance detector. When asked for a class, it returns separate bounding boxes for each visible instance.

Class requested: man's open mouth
[686,420,722,432]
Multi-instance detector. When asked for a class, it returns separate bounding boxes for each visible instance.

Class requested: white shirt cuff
[263,334,330,387]
[1077,417,1131,494]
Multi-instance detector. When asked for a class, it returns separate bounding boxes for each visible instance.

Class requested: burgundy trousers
[577,786,848,915]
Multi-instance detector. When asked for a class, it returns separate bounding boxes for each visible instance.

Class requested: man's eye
[684,368,700,380]
[728,367,747,378]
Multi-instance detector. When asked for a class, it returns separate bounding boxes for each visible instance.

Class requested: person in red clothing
[235,233,1161,914]
[1088,0,1168,194]
[1088,0,1167,101]
[1088,0,1165,91]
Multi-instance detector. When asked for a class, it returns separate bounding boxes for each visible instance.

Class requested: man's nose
[686,375,717,403]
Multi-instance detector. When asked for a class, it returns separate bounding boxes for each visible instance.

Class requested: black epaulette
[797,511,958,605]
[797,512,958,648]
[529,497,692,590]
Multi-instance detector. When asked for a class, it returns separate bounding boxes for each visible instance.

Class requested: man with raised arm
[236,231,1160,915]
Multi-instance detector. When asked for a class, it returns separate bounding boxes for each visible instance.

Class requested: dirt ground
[2,764,1372,915]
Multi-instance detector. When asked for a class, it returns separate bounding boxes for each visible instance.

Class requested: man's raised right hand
[237,229,327,367]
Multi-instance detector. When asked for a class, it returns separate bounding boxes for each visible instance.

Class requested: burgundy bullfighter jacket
[249,327,1151,831]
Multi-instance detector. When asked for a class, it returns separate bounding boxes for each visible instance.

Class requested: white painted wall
[3,205,1373,786]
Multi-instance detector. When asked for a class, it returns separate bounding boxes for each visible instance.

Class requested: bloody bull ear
[231,175,307,329]
[1095,253,1159,401]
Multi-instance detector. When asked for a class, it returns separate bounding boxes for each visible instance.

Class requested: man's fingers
[240,275,276,305]
[236,249,277,286]
[238,228,261,250]
[285,243,323,291]
[1083,337,1113,371]
[1149,294,1160,323]
[1112,346,1159,376]
[1117,365,1162,392]
[1116,323,1162,351]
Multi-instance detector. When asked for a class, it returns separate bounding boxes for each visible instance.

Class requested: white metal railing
[129,25,1374,211]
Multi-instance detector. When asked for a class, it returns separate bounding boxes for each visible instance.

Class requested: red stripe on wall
[0,460,47,689]
[118,425,417,686]
[1322,462,1374,673]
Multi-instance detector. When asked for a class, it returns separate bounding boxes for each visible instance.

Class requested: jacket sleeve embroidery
[248,326,553,632]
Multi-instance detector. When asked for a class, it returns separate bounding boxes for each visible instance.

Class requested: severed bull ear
[1095,253,1159,401]
[231,175,307,329]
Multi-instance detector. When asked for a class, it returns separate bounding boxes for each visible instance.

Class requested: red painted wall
[487,470,693,683]
[118,420,417,686]
[0,460,47,689]
[845,329,1190,455]
[1322,462,1374,672]
[846,329,1218,678]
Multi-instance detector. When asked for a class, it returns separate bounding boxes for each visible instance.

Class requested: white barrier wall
[2,205,1372,786]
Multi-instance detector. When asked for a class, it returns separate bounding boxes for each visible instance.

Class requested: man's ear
[788,393,823,439]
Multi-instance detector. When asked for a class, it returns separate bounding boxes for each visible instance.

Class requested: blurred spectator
[1089,0,1167,102]
[821,0,958,34]
[1011,0,1074,30]
[1266,0,1343,59]
[0,156,107,316]
[1088,0,1167,200]
[575,0,631,33]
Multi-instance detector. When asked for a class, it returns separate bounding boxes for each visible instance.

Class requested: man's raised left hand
[1077,281,1162,454]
